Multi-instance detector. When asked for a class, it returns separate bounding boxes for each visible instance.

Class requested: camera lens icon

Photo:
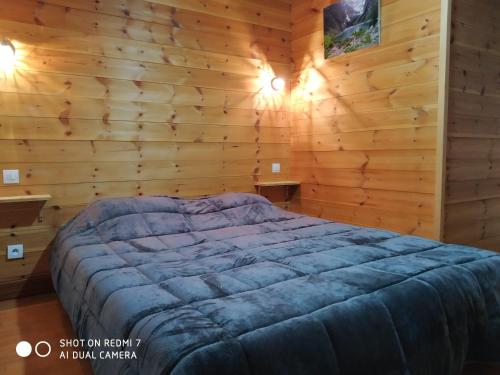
[35,341,52,357]
[16,341,51,358]
[16,341,32,357]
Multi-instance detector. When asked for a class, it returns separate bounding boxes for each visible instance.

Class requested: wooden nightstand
[254,181,300,210]
[0,195,51,228]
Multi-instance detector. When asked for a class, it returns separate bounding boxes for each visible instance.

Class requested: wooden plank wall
[289,0,442,238]
[444,0,500,251]
[0,0,292,299]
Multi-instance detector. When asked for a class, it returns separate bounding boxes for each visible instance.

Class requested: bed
[50,193,500,375]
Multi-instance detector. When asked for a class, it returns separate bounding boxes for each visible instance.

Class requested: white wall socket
[7,244,24,260]
[3,169,20,184]
[272,163,281,173]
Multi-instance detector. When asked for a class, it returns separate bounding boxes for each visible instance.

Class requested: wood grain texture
[290,0,443,238]
[0,0,291,299]
[444,0,500,251]
[0,195,50,229]
[433,0,452,241]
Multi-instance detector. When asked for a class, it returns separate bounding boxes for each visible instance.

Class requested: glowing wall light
[271,77,285,91]
[259,67,287,98]
[0,38,16,74]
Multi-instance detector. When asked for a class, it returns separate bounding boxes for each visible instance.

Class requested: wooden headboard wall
[289,0,444,239]
[0,0,292,299]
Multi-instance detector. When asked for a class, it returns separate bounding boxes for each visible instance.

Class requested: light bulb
[0,39,16,73]
[271,77,285,91]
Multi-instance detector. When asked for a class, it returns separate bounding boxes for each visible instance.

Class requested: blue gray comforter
[50,193,500,375]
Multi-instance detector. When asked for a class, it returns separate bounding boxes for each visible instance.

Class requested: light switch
[7,244,24,260]
[3,169,20,184]
[272,163,281,173]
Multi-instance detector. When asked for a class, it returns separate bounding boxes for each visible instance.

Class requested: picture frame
[323,0,381,59]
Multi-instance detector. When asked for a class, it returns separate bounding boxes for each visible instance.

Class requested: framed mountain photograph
[323,0,381,59]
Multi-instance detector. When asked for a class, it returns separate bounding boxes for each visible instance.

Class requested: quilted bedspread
[50,193,500,375]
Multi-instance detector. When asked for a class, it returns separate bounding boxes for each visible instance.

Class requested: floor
[0,294,92,375]
[0,294,498,375]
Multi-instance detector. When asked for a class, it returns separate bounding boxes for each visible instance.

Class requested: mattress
[50,193,500,375]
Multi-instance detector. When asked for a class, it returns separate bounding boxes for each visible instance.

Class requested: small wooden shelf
[0,195,51,228]
[254,181,301,187]
[0,195,52,204]
[255,181,300,207]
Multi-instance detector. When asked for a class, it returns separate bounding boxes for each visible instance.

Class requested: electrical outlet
[3,169,20,184]
[272,163,281,173]
[7,244,24,260]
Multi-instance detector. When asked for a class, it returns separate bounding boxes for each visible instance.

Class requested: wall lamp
[0,38,16,73]
[271,77,286,91]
